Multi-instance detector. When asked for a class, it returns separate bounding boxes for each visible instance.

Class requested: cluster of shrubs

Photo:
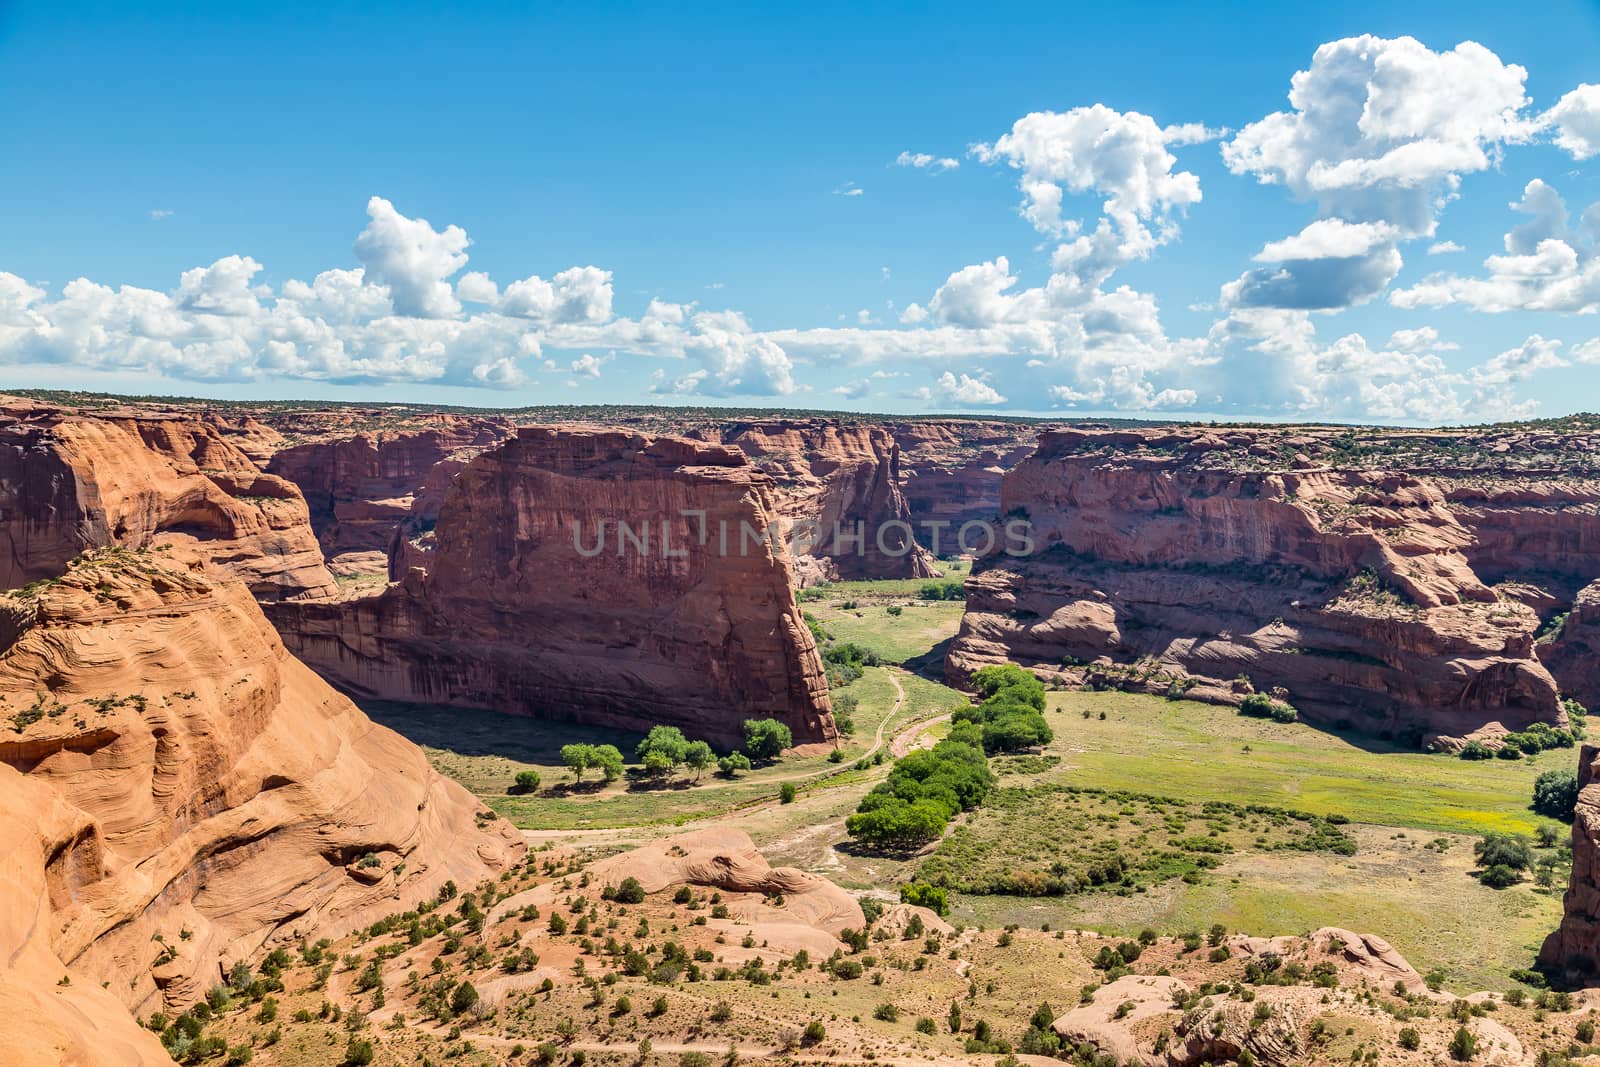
[1238,693,1298,723]
[822,642,880,688]
[917,579,965,601]
[955,665,1055,755]
[846,729,995,849]
[626,719,790,782]
[1460,721,1578,761]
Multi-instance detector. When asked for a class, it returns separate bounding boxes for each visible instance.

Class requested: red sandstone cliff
[1541,744,1600,978]
[705,419,938,582]
[264,415,514,575]
[0,548,521,1057]
[0,399,337,600]
[948,425,1597,742]
[885,419,1038,548]
[268,426,836,748]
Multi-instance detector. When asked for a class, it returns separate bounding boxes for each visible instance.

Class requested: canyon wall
[705,419,938,582]
[0,548,521,1054]
[949,425,1600,742]
[264,415,514,575]
[0,400,336,600]
[886,419,1038,547]
[1540,744,1600,979]
[268,427,835,748]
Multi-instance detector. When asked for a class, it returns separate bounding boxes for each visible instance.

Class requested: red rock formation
[0,548,521,1047]
[949,425,1593,741]
[1540,743,1600,978]
[0,399,336,600]
[707,419,938,582]
[264,416,514,575]
[886,419,1038,548]
[269,427,835,748]
[1544,581,1600,710]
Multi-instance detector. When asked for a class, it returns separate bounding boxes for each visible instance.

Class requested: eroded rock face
[948,425,1600,741]
[1540,744,1600,977]
[0,550,522,1034]
[886,419,1038,547]
[264,415,514,575]
[269,427,835,747]
[1543,580,1600,710]
[0,400,337,600]
[707,419,938,582]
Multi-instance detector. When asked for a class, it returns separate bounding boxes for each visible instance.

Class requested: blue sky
[2,1,1598,421]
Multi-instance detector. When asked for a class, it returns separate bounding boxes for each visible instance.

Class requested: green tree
[717,751,752,777]
[591,744,624,783]
[511,769,540,794]
[1533,769,1580,822]
[1474,833,1533,871]
[1450,1025,1477,1061]
[451,981,480,1015]
[636,726,689,765]
[561,744,593,781]
[744,718,794,761]
[684,740,714,779]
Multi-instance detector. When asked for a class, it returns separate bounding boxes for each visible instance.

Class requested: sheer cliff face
[0,550,521,1056]
[264,416,515,573]
[712,419,938,582]
[270,427,836,748]
[1542,745,1600,977]
[887,420,1038,545]
[948,426,1600,742]
[0,401,337,600]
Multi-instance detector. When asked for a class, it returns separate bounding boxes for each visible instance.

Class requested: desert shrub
[744,718,795,760]
[610,877,646,904]
[1475,833,1533,871]
[1239,693,1297,722]
[1533,770,1580,822]
[717,751,751,777]
[780,782,798,804]
[1480,864,1521,889]
[900,882,948,916]
[510,769,540,794]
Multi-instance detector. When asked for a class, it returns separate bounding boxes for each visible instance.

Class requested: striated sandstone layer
[948,425,1600,741]
[703,419,938,582]
[0,399,336,600]
[0,549,521,1040]
[269,427,835,747]
[264,415,514,575]
[885,418,1038,547]
[1543,579,1600,710]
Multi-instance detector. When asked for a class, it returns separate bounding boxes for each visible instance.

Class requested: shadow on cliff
[358,699,643,764]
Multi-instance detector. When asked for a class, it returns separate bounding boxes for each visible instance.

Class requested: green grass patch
[918,785,1355,896]
[1041,690,1569,837]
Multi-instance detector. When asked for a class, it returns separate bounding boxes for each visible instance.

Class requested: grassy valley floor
[373,569,1573,995]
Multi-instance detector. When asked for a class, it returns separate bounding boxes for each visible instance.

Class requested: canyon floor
[372,570,1567,1001]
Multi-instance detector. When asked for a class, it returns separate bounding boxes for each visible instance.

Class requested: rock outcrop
[0,549,521,1040]
[269,427,835,747]
[949,425,1600,741]
[706,419,938,582]
[264,415,514,576]
[1543,580,1600,711]
[886,419,1038,547]
[0,399,336,600]
[1540,743,1600,977]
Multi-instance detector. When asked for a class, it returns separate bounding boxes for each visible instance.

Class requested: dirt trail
[522,667,939,847]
